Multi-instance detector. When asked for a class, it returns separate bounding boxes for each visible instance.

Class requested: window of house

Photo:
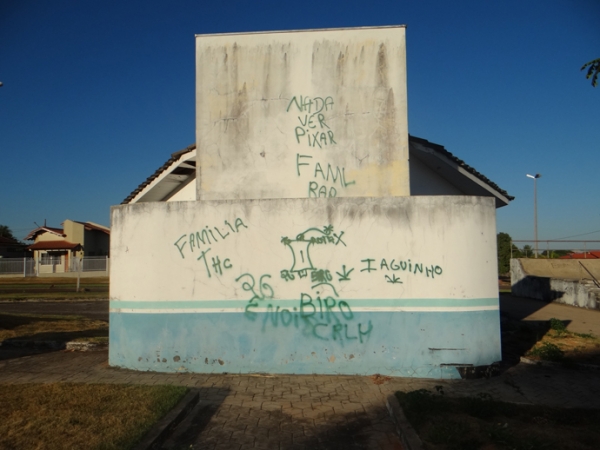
[40,251,65,265]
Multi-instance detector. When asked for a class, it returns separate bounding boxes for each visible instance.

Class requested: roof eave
[122,144,196,204]
[409,135,514,208]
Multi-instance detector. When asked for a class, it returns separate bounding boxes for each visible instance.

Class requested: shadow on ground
[500,312,600,371]
[161,391,396,449]
[0,346,54,361]
[0,312,108,361]
[499,314,554,370]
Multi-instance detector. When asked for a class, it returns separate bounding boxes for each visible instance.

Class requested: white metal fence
[71,256,110,272]
[0,258,36,276]
[0,257,109,276]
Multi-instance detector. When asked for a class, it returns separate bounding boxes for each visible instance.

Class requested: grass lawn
[396,388,600,450]
[0,276,109,300]
[0,313,108,344]
[0,383,187,450]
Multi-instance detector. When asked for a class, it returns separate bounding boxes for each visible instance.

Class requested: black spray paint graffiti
[237,273,372,346]
[360,257,443,284]
[280,225,349,296]
[174,217,248,278]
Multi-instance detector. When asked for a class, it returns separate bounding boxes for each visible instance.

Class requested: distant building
[560,251,600,259]
[25,220,109,273]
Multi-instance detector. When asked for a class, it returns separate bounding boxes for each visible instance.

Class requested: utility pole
[526,173,541,257]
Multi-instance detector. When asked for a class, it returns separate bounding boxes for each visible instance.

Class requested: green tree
[581,58,600,87]
[497,232,520,275]
[522,244,533,258]
[0,224,16,240]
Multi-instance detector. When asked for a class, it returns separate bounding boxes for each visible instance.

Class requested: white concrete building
[110,26,512,378]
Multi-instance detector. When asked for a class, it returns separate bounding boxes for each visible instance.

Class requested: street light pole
[526,173,541,257]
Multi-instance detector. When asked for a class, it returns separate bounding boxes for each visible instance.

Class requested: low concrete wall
[511,259,600,310]
[109,196,501,379]
[517,258,600,280]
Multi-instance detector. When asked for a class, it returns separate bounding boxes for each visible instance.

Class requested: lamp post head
[526,173,541,179]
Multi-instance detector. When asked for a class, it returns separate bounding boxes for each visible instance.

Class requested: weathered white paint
[112,196,496,302]
[109,196,500,377]
[195,27,409,201]
[110,26,505,378]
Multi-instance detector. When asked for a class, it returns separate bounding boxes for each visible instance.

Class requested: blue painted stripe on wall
[109,309,502,379]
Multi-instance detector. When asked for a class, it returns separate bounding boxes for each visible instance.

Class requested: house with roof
[122,137,512,207]
[25,220,110,273]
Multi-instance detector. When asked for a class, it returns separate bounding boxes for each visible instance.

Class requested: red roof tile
[559,251,600,259]
[26,240,81,251]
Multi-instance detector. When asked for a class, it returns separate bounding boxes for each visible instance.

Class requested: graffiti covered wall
[109,196,501,378]
[195,26,409,201]
[110,26,503,378]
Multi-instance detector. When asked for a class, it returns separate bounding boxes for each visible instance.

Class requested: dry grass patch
[0,313,108,343]
[0,383,186,450]
[501,316,600,367]
[525,318,600,365]
[0,277,108,301]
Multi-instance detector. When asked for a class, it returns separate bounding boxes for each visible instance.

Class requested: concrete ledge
[511,259,600,309]
[386,394,424,450]
[65,341,107,352]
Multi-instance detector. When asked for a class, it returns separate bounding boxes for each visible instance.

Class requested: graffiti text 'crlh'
[246,293,372,346]
[236,273,372,346]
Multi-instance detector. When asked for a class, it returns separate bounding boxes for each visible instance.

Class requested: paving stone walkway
[1,349,600,449]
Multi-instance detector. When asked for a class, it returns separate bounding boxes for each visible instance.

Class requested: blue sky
[1,0,598,248]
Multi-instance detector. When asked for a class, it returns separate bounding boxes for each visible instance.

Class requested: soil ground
[397,389,600,450]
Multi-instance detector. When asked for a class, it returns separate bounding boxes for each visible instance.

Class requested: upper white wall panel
[195,26,409,201]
